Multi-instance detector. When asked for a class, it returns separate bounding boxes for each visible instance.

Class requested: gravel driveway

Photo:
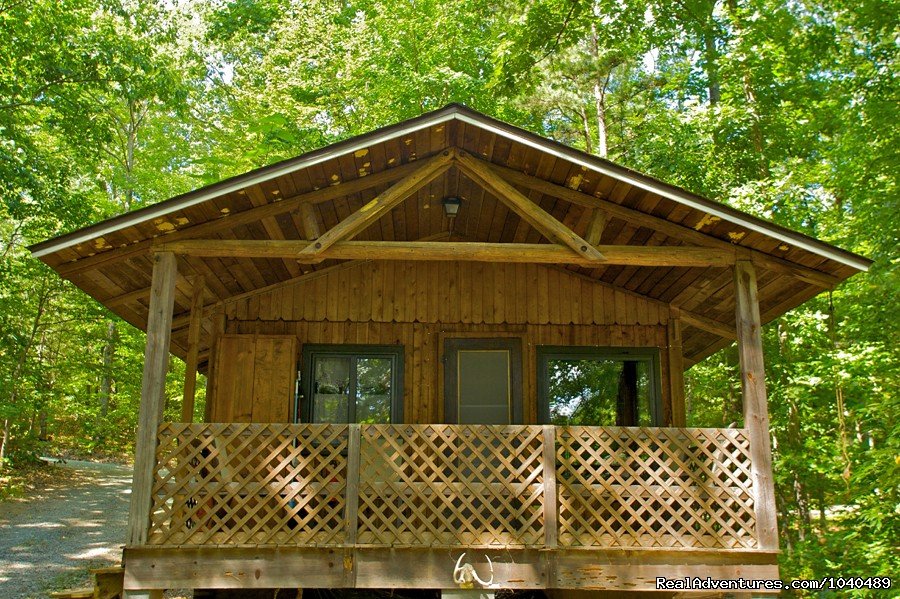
[0,459,132,598]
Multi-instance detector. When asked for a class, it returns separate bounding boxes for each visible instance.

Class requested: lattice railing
[146,423,756,550]
[149,422,348,546]
[556,427,756,549]
[357,424,545,547]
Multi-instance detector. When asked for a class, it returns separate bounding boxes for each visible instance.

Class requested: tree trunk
[99,321,118,418]
[816,486,827,534]
[827,294,851,484]
[726,0,769,178]
[96,101,144,423]
[742,73,767,173]
[616,361,639,426]
[589,23,610,158]
[703,30,721,105]
[578,105,593,154]
[0,420,9,463]
[594,81,608,158]
[793,474,811,541]
[0,285,51,461]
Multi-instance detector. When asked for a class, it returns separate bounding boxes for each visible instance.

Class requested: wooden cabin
[30,105,870,598]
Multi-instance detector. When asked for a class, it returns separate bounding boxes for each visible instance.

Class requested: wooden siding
[214,260,672,424]
[212,260,674,426]
[224,260,669,326]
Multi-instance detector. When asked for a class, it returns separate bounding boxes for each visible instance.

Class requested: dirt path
[0,459,132,598]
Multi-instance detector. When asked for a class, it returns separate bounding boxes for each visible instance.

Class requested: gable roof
[31,104,870,270]
[30,103,871,366]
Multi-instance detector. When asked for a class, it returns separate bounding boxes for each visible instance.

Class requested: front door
[443,338,523,424]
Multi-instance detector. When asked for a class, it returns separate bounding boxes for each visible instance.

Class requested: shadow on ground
[0,460,133,598]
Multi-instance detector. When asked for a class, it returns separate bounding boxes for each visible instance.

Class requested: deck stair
[48,566,124,599]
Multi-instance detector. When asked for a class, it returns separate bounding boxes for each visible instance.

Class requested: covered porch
[115,249,780,595]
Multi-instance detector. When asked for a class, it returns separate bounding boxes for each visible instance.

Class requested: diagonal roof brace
[295,146,607,265]
[455,151,606,263]
[299,149,455,259]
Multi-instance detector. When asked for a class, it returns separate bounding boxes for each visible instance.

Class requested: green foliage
[547,358,654,426]
[1,0,896,591]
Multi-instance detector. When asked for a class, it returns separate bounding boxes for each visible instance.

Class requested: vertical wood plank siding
[225,261,669,326]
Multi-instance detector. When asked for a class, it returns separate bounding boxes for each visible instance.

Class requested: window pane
[356,358,392,424]
[547,358,652,426]
[458,350,510,425]
[313,357,350,423]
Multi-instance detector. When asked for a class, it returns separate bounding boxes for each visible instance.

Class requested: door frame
[442,337,524,425]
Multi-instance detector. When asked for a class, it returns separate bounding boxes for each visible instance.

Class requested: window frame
[536,346,663,427]
[443,337,524,425]
[299,344,404,424]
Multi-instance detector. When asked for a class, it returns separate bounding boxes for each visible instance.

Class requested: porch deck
[123,423,778,592]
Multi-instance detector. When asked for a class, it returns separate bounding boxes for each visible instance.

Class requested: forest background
[0,0,896,593]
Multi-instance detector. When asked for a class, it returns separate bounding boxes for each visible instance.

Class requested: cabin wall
[224,261,670,327]
[208,260,679,425]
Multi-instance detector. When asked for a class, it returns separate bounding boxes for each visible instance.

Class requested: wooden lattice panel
[144,423,759,551]
[356,424,546,547]
[556,426,756,549]
[148,422,348,546]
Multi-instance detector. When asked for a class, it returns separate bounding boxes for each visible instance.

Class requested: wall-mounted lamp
[442,196,461,218]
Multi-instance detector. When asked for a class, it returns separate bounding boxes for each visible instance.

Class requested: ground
[0,459,190,599]
[0,459,131,597]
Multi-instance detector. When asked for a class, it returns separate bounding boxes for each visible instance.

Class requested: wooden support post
[127,252,177,546]
[203,304,226,422]
[542,425,558,549]
[667,308,686,427]
[734,260,779,550]
[584,208,608,246]
[180,276,204,423]
[299,202,321,239]
[344,424,361,546]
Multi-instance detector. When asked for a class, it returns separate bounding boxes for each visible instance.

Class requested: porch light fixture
[442,196,461,217]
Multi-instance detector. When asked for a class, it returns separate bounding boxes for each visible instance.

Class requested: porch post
[667,307,686,427]
[127,251,178,546]
[203,303,226,422]
[180,275,205,422]
[734,260,779,550]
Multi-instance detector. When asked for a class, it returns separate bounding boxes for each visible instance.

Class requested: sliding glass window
[300,345,403,424]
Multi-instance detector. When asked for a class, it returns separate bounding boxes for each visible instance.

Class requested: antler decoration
[453,552,494,588]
